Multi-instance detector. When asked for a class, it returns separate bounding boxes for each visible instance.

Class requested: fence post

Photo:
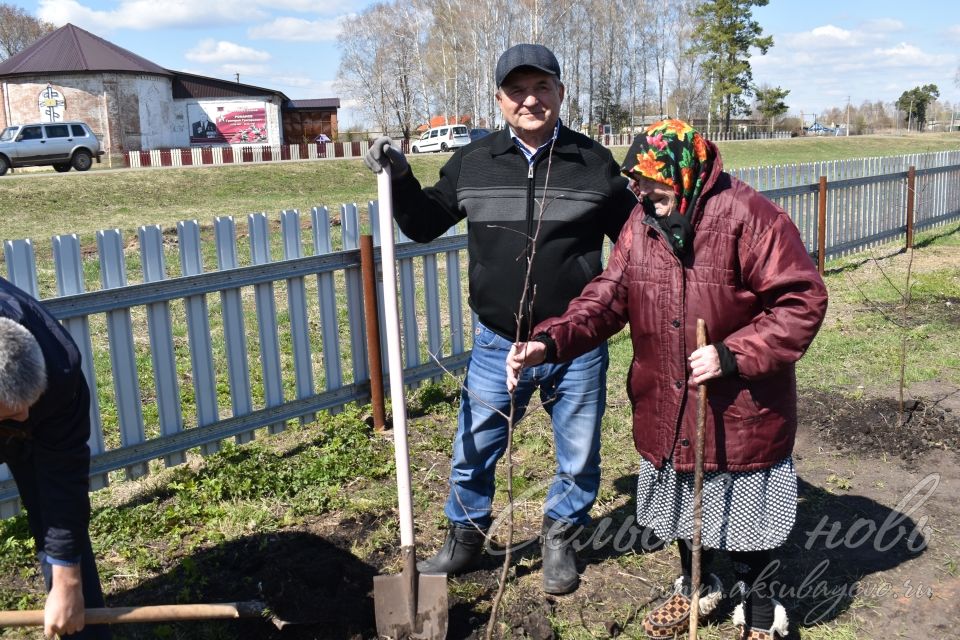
[360,234,386,431]
[906,165,916,249]
[817,175,827,275]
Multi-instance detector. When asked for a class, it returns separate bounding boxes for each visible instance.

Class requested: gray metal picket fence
[731,150,960,261]
[1,150,959,518]
[0,204,472,517]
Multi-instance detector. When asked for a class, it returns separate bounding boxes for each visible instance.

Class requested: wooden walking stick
[689,318,708,640]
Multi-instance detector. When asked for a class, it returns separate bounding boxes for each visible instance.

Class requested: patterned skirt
[635,456,797,551]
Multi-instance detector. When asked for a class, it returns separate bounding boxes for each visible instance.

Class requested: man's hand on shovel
[363,136,410,178]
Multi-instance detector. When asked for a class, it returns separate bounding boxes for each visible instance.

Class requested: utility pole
[845,96,850,136]
[235,73,240,84]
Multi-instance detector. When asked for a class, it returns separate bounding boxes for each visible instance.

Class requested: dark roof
[0,23,170,77]
[171,71,289,101]
[286,98,340,110]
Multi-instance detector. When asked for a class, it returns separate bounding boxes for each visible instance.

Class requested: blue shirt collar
[509,119,561,165]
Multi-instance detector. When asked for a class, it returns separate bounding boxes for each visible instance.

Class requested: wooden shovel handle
[0,601,267,626]
[689,319,709,640]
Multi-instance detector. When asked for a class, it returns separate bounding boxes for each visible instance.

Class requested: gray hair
[0,317,47,409]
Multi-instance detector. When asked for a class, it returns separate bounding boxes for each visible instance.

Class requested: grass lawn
[1,132,958,245]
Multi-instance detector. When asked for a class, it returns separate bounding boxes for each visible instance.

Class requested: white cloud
[254,0,356,14]
[871,42,954,68]
[256,76,342,99]
[860,18,904,34]
[248,16,342,42]
[269,75,316,88]
[216,63,270,77]
[782,24,865,49]
[186,39,271,64]
[946,25,960,41]
[38,0,266,31]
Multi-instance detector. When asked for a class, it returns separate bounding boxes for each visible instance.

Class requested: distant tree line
[337,0,783,138]
[811,89,954,136]
[0,0,952,138]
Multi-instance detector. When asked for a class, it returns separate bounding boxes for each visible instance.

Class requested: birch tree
[337,3,429,139]
[336,0,758,136]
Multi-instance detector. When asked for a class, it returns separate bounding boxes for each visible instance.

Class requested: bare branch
[485,137,558,640]
[426,350,509,421]
[870,256,905,298]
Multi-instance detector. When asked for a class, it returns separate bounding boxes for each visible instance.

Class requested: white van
[411,125,471,153]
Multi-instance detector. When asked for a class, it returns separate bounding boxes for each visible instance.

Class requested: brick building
[0,23,339,154]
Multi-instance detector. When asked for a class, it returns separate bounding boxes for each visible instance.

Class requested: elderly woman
[506,119,827,640]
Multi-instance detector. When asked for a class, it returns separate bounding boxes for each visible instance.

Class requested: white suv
[0,121,103,175]
[411,125,471,153]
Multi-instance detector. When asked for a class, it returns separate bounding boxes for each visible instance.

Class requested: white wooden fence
[1,150,959,517]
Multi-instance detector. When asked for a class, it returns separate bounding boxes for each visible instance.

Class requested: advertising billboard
[188,102,269,145]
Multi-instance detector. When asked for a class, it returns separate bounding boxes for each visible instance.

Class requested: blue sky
[8,0,960,126]
[751,1,960,123]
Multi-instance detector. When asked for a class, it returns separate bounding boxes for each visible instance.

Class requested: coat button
[672,319,681,328]
[681,438,690,447]
[675,380,683,389]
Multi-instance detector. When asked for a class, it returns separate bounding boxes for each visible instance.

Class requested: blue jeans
[444,322,609,529]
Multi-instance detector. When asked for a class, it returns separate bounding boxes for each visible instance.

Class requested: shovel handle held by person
[0,602,269,627]
[689,318,708,640]
[372,163,449,640]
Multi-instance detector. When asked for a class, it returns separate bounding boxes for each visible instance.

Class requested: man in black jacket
[0,276,109,639]
[364,43,635,594]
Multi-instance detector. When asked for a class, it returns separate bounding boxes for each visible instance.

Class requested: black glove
[364,136,410,177]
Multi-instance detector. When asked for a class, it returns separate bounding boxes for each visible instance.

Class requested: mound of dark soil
[110,528,378,639]
[800,390,960,463]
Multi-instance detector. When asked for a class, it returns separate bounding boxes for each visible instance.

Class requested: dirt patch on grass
[802,389,960,464]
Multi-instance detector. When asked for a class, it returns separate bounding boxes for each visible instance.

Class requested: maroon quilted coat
[534,140,828,472]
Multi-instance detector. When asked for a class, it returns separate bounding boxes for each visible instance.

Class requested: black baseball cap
[495,43,561,87]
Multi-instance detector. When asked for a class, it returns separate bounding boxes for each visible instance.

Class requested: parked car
[0,121,103,175]
[411,125,470,153]
[469,128,491,141]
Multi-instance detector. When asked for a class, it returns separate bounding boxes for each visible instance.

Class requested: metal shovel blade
[374,549,447,639]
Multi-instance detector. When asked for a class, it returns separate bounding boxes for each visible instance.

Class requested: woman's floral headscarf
[620,119,713,217]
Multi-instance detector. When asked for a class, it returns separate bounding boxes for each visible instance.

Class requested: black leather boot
[541,516,580,594]
[417,524,487,575]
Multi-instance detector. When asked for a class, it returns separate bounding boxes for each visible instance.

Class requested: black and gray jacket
[0,276,91,563]
[392,126,636,339]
